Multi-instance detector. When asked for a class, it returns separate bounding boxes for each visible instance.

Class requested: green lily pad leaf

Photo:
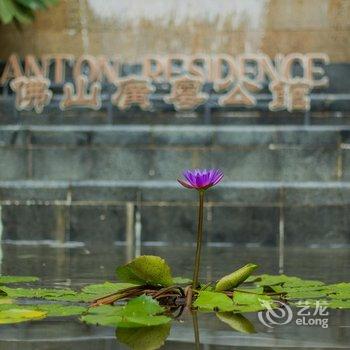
[193,291,235,312]
[250,274,323,288]
[233,291,272,305]
[0,276,39,284]
[0,286,78,300]
[284,279,325,288]
[0,297,12,305]
[0,308,46,324]
[216,312,256,333]
[116,256,173,287]
[82,295,171,328]
[33,304,87,317]
[243,275,260,283]
[235,287,264,294]
[232,291,275,313]
[328,292,350,300]
[292,299,329,308]
[232,304,272,313]
[172,277,191,285]
[116,323,171,350]
[326,283,350,293]
[215,264,259,292]
[285,290,328,299]
[82,282,137,298]
[328,300,350,309]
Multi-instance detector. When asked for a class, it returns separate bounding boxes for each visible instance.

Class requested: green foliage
[0,266,349,332]
[0,0,58,24]
[194,290,275,313]
[232,290,272,306]
[328,300,350,309]
[215,264,258,292]
[116,256,174,287]
[247,274,324,288]
[172,277,192,285]
[81,282,137,299]
[216,312,256,333]
[116,324,171,350]
[232,291,274,313]
[0,276,38,284]
[33,304,87,317]
[193,291,235,312]
[82,295,171,328]
[0,286,78,299]
[0,307,46,324]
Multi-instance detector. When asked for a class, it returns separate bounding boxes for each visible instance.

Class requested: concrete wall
[0,0,349,62]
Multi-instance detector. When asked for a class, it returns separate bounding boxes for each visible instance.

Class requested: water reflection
[114,309,256,350]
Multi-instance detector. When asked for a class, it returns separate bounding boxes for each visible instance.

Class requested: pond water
[0,242,349,349]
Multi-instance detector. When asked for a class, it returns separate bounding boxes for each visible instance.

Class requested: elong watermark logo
[258,300,329,329]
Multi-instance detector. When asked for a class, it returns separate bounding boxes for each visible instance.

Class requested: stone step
[1,125,350,181]
[0,180,349,248]
[1,99,350,126]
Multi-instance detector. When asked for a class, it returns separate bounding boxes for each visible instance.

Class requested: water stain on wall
[0,0,349,61]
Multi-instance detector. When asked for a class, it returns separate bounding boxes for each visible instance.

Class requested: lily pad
[0,297,12,305]
[0,286,78,300]
[0,308,46,324]
[285,290,328,299]
[0,276,39,284]
[328,299,350,309]
[82,282,137,299]
[193,291,235,312]
[82,295,171,328]
[249,274,323,288]
[34,304,87,317]
[172,277,192,285]
[117,324,171,350]
[116,256,173,287]
[215,264,259,292]
[233,291,272,305]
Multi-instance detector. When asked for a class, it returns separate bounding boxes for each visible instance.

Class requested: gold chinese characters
[1,53,330,114]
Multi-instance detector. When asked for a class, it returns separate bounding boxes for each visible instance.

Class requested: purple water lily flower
[178,169,224,190]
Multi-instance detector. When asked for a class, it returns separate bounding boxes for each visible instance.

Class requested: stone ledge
[2,180,350,206]
[0,125,348,147]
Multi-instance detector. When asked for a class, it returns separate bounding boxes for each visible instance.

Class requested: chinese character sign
[0,53,330,114]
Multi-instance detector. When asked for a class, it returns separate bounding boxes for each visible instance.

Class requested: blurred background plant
[0,0,58,25]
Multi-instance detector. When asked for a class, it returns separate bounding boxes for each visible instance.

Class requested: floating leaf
[82,282,137,299]
[33,304,87,317]
[215,264,259,292]
[0,297,12,305]
[326,283,350,295]
[216,312,256,333]
[235,287,264,294]
[250,274,323,288]
[0,286,78,300]
[116,256,173,287]
[0,276,39,284]
[285,290,328,299]
[193,291,235,312]
[328,300,350,309]
[117,324,171,350]
[172,277,191,285]
[284,279,325,288]
[233,291,272,305]
[82,295,171,328]
[232,304,272,313]
[0,308,46,324]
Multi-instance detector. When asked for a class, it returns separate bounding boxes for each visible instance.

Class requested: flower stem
[192,190,205,289]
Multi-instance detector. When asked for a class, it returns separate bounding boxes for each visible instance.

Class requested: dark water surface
[0,242,349,349]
